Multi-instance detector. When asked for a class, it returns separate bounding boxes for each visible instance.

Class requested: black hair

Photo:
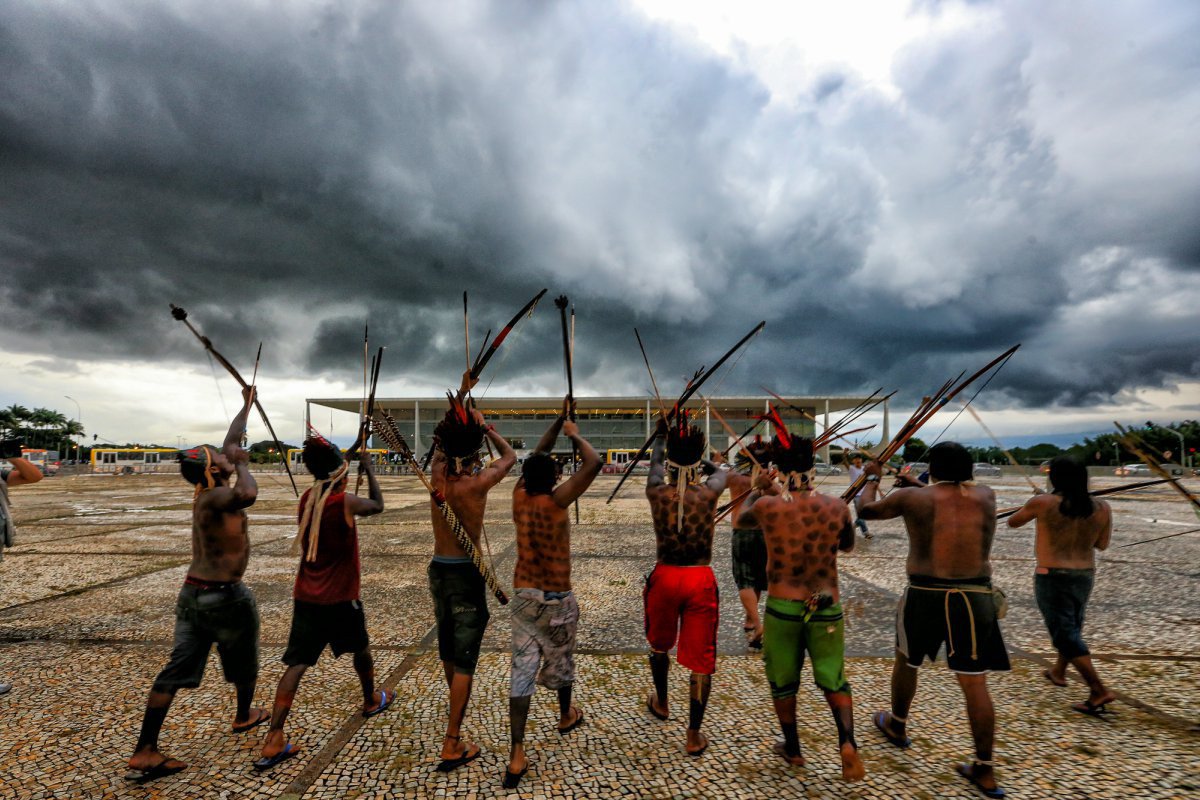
[522,452,559,495]
[666,417,706,467]
[734,440,771,473]
[1049,455,1094,519]
[178,445,218,487]
[770,435,814,474]
[302,437,344,480]
[928,441,973,483]
[433,407,485,475]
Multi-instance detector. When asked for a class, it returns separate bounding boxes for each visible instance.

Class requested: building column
[822,399,831,464]
[414,400,420,457]
[646,399,651,440]
[704,398,711,453]
[304,401,310,435]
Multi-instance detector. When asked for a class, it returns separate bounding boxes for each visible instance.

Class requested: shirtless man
[736,436,864,781]
[1,443,44,695]
[428,392,516,772]
[644,414,729,756]
[127,387,267,784]
[504,397,602,788]
[859,442,1009,799]
[255,431,388,770]
[720,439,771,648]
[1008,455,1115,716]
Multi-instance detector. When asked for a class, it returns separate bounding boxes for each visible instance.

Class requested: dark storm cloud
[1,0,1198,408]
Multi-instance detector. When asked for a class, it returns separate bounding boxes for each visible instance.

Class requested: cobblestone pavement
[0,473,1197,799]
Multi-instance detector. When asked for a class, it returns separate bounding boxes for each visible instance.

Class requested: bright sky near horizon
[1,0,1197,447]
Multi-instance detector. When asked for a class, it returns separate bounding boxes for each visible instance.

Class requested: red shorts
[643,564,719,675]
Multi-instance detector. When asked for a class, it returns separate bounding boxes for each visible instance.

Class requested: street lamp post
[1155,424,1187,468]
[64,395,82,469]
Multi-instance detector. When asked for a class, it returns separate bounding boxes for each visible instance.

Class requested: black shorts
[896,575,1010,674]
[428,560,490,675]
[153,582,260,691]
[731,528,768,592]
[282,599,371,667]
[1034,568,1094,660]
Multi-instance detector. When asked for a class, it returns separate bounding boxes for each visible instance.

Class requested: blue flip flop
[253,743,299,771]
[363,689,393,718]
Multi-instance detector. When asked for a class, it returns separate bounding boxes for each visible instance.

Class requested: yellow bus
[286,448,391,468]
[90,447,179,473]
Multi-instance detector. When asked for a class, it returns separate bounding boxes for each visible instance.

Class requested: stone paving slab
[0,553,186,610]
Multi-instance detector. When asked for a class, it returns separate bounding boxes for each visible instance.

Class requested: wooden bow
[470,289,548,382]
[169,304,299,496]
[555,295,580,523]
[606,320,766,503]
[841,344,1020,503]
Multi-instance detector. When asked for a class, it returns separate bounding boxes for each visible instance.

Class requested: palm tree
[0,409,14,438]
[30,408,60,449]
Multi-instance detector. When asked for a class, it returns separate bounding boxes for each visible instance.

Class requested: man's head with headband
[734,437,771,475]
[433,403,485,477]
[302,434,347,484]
[178,445,231,496]
[665,412,706,486]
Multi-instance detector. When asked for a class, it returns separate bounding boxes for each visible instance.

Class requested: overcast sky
[1,0,1197,447]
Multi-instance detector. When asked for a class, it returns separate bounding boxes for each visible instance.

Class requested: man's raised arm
[215,386,257,510]
[856,460,906,520]
[553,420,603,507]
[533,397,570,454]
[346,449,385,517]
[4,456,44,488]
[476,408,516,485]
[646,418,668,489]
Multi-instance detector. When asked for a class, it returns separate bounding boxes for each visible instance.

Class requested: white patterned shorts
[510,588,579,698]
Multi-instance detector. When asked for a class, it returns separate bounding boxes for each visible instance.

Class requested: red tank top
[293,491,361,604]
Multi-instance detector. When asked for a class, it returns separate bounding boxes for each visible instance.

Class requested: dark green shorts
[731,528,768,592]
[428,560,490,675]
[762,596,850,698]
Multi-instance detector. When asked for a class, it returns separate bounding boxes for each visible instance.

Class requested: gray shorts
[153,581,260,691]
[510,588,579,698]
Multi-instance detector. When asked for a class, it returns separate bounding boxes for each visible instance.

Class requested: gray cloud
[1,0,1198,410]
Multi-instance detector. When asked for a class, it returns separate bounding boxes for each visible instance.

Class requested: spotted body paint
[512,486,572,592]
[646,482,721,565]
[749,490,852,603]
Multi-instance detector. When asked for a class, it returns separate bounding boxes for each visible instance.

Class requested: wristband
[486,423,495,433]
[866,475,880,483]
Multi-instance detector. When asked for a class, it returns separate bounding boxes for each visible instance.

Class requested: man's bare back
[861,481,997,579]
[1010,494,1112,569]
[745,490,853,602]
[513,489,571,591]
[646,483,722,565]
[189,496,250,582]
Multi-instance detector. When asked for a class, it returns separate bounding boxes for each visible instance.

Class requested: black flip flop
[873,711,911,748]
[956,762,1006,799]
[1072,699,1116,720]
[686,736,709,758]
[557,707,585,735]
[436,743,481,773]
[124,757,187,784]
[232,708,271,734]
[502,764,529,789]
[1041,669,1068,688]
[254,742,300,771]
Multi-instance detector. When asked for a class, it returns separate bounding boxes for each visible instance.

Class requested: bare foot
[506,749,528,777]
[1089,690,1118,707]
[840,743,865,782]
[686,730,709,757]
[1042,668,1068,687]
[557,705,584,733]
[646,690,669,721]
[260,729,287,760]
[363,689,388,715]
[773,742,805,767]
[440,736,480,761]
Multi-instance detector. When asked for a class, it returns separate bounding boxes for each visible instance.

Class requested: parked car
[1113,463,1141,476]
[1038,460,1052,474]
[973,462,1002,477]
[899,462,929,477]
[814,463,842,476]
[1160,463,1184,476]
[1115,464,1152,477]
